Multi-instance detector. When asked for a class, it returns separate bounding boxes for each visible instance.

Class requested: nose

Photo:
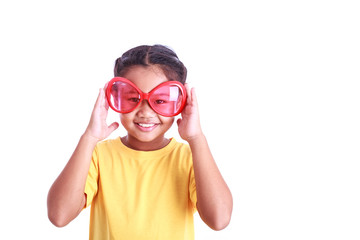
[136,99,156,117]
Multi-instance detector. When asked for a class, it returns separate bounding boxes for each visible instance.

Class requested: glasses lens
[149,84,185,116]
[109,81,140,113]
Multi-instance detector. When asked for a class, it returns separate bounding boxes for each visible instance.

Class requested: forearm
[188,134,233,230]
[47,133,97,227]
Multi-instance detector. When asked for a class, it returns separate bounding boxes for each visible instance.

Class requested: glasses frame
[105,77,187,117]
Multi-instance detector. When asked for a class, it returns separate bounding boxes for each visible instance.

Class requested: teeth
[138,123,156,128]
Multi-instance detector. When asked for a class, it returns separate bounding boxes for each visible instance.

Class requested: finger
[190,87,199,107]
[96,87,110,110]
[176,118,182,127]
[103,89,110,110]
[107,122,119,134]
[102,82,112,110]
[184,83,192,105]
[103,81,109,91]
[93,88,103,109]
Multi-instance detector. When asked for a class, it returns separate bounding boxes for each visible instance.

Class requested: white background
[0,0,359,239]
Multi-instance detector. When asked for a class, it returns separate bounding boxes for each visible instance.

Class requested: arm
[47,88,119,227]
[177,86,233,230]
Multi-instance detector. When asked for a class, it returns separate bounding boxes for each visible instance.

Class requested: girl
[47,45,233,240]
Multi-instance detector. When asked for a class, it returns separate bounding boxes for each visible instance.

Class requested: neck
[121,135,170,151]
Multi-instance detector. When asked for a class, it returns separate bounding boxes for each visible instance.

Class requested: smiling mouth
[137,123,157,128]
[135,122,160,131]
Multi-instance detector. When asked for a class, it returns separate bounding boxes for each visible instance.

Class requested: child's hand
[177,84,203,142]
[84,88,119,142]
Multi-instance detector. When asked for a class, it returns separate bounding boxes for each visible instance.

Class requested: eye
[154,99,167,104]
[128,97,140,103]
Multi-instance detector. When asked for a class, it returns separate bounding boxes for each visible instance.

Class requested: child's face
[120,65,175,146]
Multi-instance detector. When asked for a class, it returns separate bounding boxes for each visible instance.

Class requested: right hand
[84,88,119,142]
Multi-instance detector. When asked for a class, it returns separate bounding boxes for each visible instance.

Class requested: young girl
[47,45,233,239]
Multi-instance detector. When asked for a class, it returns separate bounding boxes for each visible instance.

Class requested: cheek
[159,116,175,126]
[120,113,133,127]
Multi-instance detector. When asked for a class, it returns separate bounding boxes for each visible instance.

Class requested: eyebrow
[153,89,179,101]
[122,90,139,95]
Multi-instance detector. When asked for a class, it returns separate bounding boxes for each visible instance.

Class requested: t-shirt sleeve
[83,145,99,209]
[189,164,197,213]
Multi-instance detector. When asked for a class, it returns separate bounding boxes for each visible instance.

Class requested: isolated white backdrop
[0,0,359,239]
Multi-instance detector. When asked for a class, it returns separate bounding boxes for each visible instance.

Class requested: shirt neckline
[115,137,178,159]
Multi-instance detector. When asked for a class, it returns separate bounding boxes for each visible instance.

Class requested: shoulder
[170,138,190,151]
[93,137,122,157]
[96,137,121,149]
[168,138,192,163]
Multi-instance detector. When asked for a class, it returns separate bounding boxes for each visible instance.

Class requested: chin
[136,133,165,143]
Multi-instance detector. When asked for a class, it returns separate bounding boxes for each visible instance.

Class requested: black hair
[114,45,187,84]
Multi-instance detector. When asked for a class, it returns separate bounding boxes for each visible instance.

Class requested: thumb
[107,122,119,134]
[176,118,182,127]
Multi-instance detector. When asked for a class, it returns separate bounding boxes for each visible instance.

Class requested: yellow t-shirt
[84,137,197,240]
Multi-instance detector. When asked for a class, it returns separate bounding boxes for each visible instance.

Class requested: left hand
[177,84,203,142]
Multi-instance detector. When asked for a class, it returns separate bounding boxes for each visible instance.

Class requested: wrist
[82,131,101,146]
[186,132,206,145]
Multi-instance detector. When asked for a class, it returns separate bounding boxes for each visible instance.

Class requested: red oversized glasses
[106,77,187,117]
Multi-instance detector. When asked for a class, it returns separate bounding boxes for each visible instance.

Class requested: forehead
[122,65,168,93]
